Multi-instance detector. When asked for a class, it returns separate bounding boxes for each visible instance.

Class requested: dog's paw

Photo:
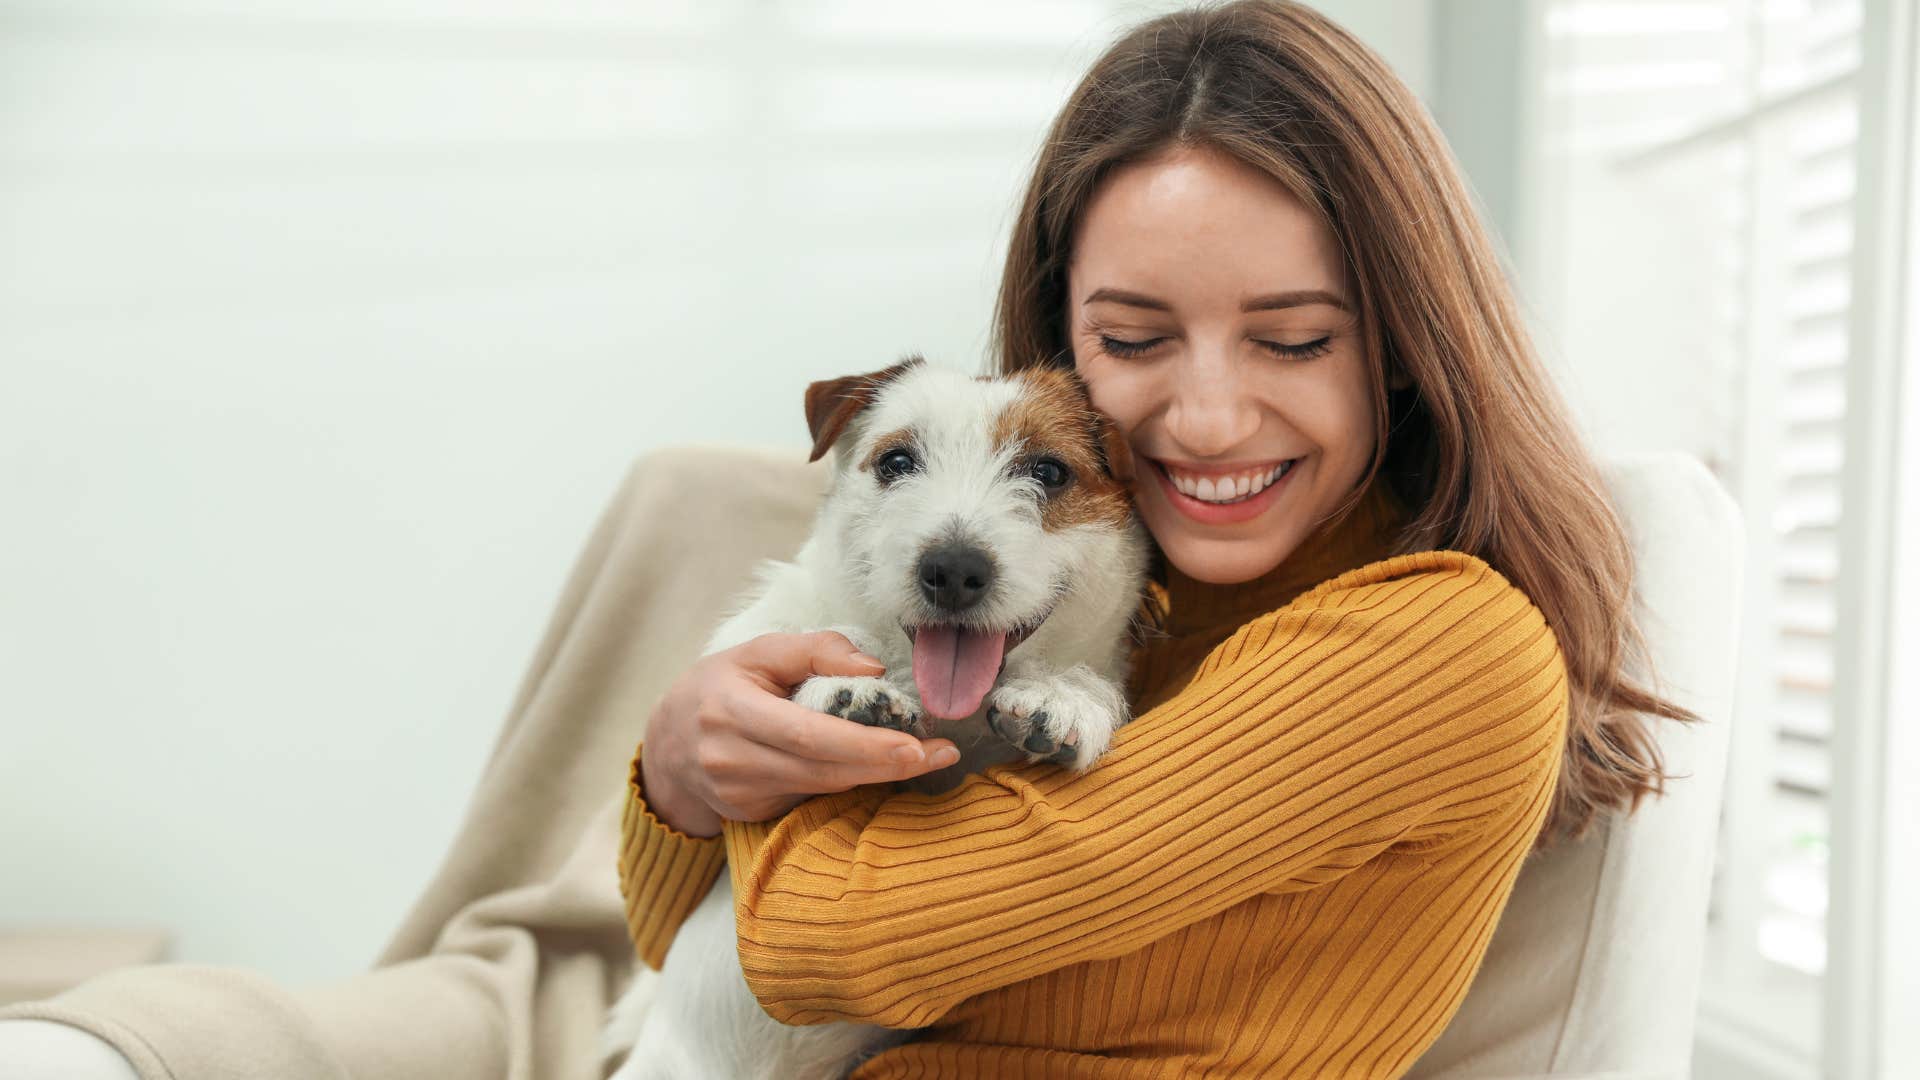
[794,675,924,735]
[985,678,1121,771]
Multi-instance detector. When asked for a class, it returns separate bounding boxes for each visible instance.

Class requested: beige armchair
[1408,451,1743,1079]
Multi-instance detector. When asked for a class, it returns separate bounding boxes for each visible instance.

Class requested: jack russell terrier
[601,356,1153,1080]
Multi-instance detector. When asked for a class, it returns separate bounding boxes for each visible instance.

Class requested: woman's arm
[617,630,961,970]
[618,744,731,970]
[718,550,1571,1030]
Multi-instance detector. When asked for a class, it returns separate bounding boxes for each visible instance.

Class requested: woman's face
[1066,143,1393,585]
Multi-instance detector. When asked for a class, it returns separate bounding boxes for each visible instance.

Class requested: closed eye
[1095,334,1334,360]
[1257,336,1333,360]
[1095,335,1167,359]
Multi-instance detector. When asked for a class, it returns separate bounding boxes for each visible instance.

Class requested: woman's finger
[711,735,911,805]
[733,630,887,694]
[735,689,957,773]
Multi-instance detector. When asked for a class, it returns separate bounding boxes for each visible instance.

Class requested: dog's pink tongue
[912,625,1007,720]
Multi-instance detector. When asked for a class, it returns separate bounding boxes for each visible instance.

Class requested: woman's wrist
[641,739,724,839]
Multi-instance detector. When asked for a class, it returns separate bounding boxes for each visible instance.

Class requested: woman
[0,3,1703,1078]
[623,2,1696,1077]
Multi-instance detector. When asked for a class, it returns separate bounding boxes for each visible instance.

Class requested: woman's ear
[803,354,927,462]
[1387,363,1413,392]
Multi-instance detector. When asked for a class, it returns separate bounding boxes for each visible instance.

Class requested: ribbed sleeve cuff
[617,741,728,971]
[720,817,776,891]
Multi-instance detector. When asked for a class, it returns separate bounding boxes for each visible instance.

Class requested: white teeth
[1166,459,1295,504]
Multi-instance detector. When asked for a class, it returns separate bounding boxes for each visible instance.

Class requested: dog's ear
[804,354,926,463]
[1090,409,1136,485]
[1051,366,1135,485]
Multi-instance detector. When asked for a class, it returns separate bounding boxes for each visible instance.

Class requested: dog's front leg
[983,660,1131,771]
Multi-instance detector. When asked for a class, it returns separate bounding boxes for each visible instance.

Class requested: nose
[917,543,995,613]
[1166,347,1262,456]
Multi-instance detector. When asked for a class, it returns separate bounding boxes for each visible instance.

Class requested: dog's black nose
[918,544,995,612]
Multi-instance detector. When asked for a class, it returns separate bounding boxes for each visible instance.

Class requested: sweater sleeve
[617,740,730,971]
[717,551,1570,1030]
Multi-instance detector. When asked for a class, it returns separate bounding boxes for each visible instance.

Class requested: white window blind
[1539,0,1864,1068]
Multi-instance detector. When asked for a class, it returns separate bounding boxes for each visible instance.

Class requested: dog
[600,355,1152,1080]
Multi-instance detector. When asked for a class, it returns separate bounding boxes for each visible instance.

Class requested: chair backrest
[1408,451,1744,1080]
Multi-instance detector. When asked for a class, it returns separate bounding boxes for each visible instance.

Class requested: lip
[1150,456,1299,525]
[900,599,1056,662]
[1151,456,1295,479]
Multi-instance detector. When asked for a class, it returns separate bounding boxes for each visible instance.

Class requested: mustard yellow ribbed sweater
[618,480,1569,1079]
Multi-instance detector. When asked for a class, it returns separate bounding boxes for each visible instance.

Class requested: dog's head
[803,356,1142,720]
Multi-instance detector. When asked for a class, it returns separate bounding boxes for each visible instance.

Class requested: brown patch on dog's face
[990,367,1138,531]
[804,355,926,463]
[860,427,917,474]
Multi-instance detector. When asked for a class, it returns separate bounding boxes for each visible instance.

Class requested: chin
[1159,534,1300,586]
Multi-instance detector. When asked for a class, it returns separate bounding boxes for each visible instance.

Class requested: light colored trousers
[0,1020,139,1078]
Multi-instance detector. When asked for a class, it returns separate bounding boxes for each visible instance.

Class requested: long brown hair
[992,0,1699,849]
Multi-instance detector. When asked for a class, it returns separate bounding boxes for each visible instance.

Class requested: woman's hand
[640,631,961,837]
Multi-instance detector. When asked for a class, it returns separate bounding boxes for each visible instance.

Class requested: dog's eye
[1030,457,1071,491]
[876,449,918,482]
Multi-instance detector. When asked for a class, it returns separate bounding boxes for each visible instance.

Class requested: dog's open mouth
[902,604,1054,721]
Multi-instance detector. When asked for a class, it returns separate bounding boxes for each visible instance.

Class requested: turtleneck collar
[1152,478,1412,636]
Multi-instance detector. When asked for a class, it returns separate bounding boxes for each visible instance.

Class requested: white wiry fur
[600,362,1150,1080]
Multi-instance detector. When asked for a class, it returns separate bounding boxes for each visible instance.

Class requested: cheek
[1074,356,1152,434]
[1338,362,1379,449]
[1289,355,1375,455]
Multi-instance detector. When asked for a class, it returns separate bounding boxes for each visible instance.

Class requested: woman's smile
[1147,455,1303,526]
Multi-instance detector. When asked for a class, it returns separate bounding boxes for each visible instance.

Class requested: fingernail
[931,747,959,768]
[892,744,924,763]
[852,651,886,669]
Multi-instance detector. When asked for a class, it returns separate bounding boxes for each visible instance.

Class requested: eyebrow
[1083,286,1351,314]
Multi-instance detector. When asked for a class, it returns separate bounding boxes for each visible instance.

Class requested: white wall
[0,0,1446,985]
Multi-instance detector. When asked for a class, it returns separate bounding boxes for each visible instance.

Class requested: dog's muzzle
[901,598,1057,722]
